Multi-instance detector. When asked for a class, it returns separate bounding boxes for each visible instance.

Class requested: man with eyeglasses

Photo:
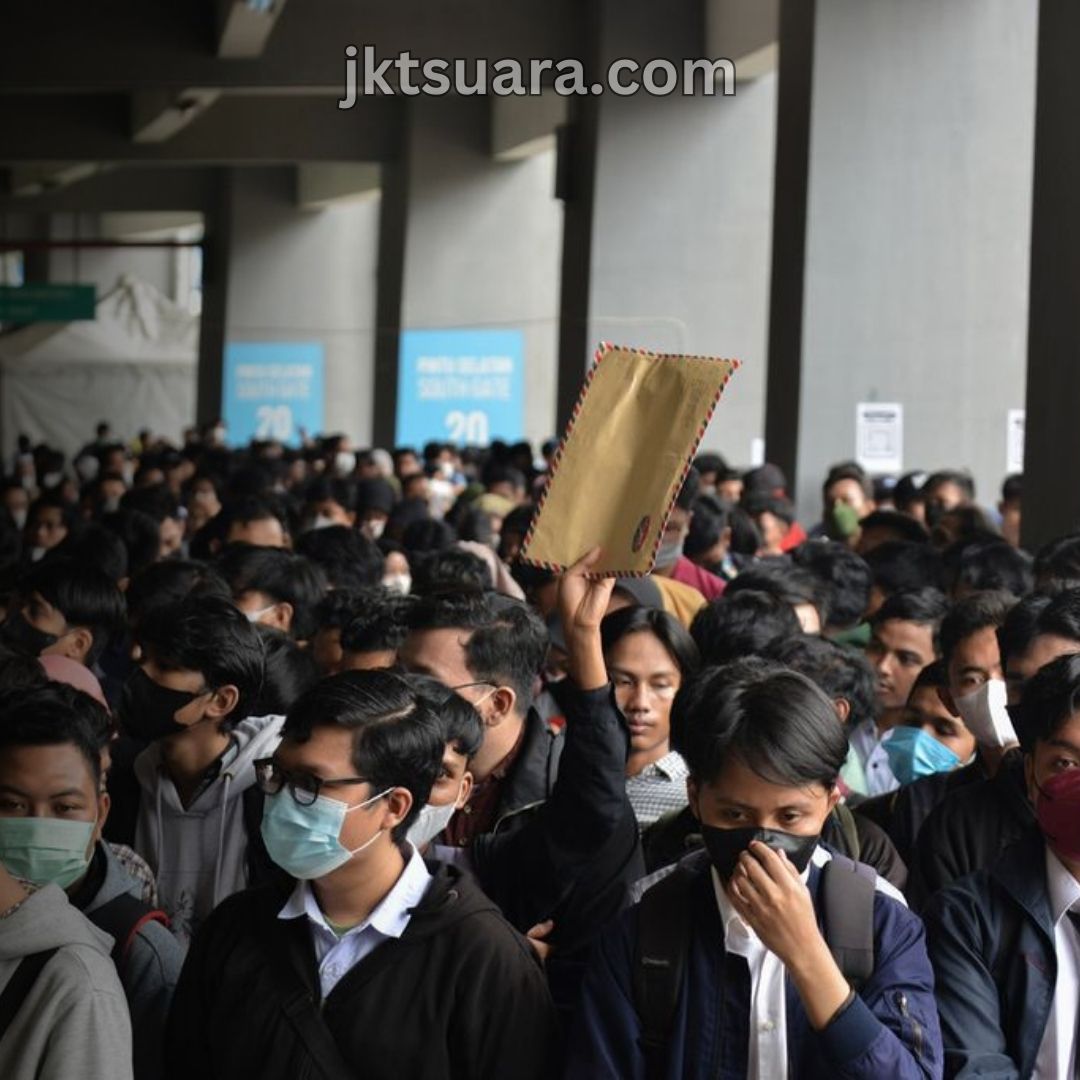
[164,669,557,1080]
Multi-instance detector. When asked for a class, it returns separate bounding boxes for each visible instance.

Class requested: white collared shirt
[849,718,899,797]
[626,750,690,829]
[1033,847,1080,1079]
[711,860,812,1080]
[277,844,432,1000]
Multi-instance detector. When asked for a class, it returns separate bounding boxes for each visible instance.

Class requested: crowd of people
[0,417,1074,1080]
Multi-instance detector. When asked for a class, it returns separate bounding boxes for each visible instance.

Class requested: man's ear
[826,786,842,814]
[937,685,959,717]
[206,684,240,719]
[686,777,700,820]
[94,791,111,843]
[64,627,94,665]
[488,686,517,725]
[381,788,413,832]
[457,772,474,808]
[833,697,852,725]
[1023,753,1037,805]
[266,602,293,633]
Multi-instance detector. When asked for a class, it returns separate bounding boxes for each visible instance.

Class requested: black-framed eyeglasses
[254,757,370,807]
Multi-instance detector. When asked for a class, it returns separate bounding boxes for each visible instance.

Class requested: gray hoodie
[133,714,284,947]
[81,842,184,1080]
[0,883,133,1080]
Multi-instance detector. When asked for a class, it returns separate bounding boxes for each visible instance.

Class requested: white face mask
[41,472,63,490]
[245,603,278,624]
[406,799,458,849]
[654,535,684,570]
[310,514,337,531]
[29,546,46,563]
[334,451,357,478]
[954,678,1017,749]
[102,496,121,515]
[9,509,26,531]
[366,518,387,541]
[382,574,411,596]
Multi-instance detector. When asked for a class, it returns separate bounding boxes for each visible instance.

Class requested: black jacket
[924,827,1058,1078]
[471,685,643,952]
[857,758,988,870]
[165,861,558,1080]
[909,751,1033,909]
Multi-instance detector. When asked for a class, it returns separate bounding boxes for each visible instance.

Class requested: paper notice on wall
[520,344,740,576]
[750,437,766,467]
[1006,409,1025,475]
[855,402,903,474]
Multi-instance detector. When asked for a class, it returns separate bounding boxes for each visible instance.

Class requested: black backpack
[632,851,877,1080]
[87,892,170,976]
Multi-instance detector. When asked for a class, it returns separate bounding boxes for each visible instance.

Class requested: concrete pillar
[1022,0,1080,547]
[557,0,776,466]
[778,0,1037,520]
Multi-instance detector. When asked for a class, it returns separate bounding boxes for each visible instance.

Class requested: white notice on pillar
[1006,409,1025,475]
[855,403,904,475]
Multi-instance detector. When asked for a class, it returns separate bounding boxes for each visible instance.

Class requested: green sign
[0,284,97,322]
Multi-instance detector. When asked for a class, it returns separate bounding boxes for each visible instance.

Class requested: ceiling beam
[217,0,289,59]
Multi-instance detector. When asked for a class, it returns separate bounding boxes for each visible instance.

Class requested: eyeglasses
[254,757,371,807]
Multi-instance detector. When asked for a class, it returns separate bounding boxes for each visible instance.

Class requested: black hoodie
[165,860,558,1080]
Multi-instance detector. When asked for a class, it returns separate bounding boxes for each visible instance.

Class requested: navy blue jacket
[565,852,942,1079]
[923,828,1057,1078]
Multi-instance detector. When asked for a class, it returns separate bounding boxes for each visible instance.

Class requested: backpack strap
[830,803,862,862]
[821,854,877,988]
[0,948,59,1042]
[633,861,698,1080]
[87,892,170,976]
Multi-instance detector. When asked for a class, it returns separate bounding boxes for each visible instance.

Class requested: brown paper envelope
[520,344,739,576]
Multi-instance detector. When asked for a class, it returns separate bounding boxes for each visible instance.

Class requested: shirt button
[760,1020,776,1033]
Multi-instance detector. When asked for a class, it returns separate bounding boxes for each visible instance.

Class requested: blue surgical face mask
[0,817,95,889]
[261,787,391,880]
[883,727,960,786]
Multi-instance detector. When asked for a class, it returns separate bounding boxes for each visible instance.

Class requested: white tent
[0,275,198,462]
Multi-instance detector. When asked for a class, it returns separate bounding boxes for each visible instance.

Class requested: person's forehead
[277,726,358,776]
[908,686,953,722]
[399,627,473,679]
[142,655,205,690]
[950,625,1000,669]
[877,618,934,649]
[0,742,97,790]
[607,630,678,674]
[828,478,865,499]
[441,745,469,773]
[701,756,829,808]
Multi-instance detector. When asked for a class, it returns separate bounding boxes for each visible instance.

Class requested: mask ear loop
[341,788,394,856]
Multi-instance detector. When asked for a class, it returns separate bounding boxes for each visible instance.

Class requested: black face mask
[700,824,820,881]
[0,609,59,658]
[118,668,206,742]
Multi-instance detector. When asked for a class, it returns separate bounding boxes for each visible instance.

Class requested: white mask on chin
[382,574,411,596]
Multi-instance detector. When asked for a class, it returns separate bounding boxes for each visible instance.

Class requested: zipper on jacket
[894,990,923,1060]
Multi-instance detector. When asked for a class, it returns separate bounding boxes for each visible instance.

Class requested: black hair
[282,670,444,842]
[201,494,291,554]
[671,658,849,787]
[684,496,730,560]
[1030,589,1080,650]
[252,627,319,716]
[997,593,1055,667]
[482,463,527,494]
[125,559,231,627]
[454,506,495,548]
[401,518,458,556]
[727,506,764,557]
[923,470,976,502]
[870,587,950,637]
[693,453,728,480]
[949,540,1033,598]
[858,511,931,547]
[674,468,701,512]
[342,596,413,656]
[910,658,949,693]
[406,591,548,709]
[51,524,129,584]
[724,560,830,627]
[769,634,878,728]
[400,673,484,760]
[295,526,384,591]
[742,492,796,526]
[355,478,397,517]
[27,492,79,534]
[412,549,492,595]
[137,595,266,729]
[313,588,386,633]
[823,461,874,502]
[18,558,126,666]
[304,476,358,514]
[791,543,872,629]
[120,483,180,524]
[101,508,162,578]
[0,682,112,784]
[938,590,1016,668]
[1011,652,1080,754]
[0,644,49,692]
[689,590,802,667]
[1001,474,1023,505]
[1034,534,1080,591]
[600,606,701,678]
[864,540,945,595]
[218,544,328,641]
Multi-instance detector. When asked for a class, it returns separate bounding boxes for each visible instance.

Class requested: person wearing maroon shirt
[653,469,726,602]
